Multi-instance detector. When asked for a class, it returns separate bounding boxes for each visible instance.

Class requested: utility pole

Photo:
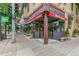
[0,17,2,41]
[12,3,16,43]
[0,7,2,41]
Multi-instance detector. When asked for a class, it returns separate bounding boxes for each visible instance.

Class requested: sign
[1,16,9,23]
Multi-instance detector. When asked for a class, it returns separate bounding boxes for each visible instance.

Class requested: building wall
[64,4,79,36]
[28,3,42,15]
[21,3,79,36]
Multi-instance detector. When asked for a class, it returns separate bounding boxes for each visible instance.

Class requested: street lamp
[0,7,2,41]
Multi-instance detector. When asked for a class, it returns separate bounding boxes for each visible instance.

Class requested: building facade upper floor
[21,3,79,20]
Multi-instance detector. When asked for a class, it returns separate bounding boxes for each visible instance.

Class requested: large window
[71,3,73,11]
[33,3,35,5]
[27,3,29,12]
[53,20,64,32]
[76,8,78,15]
[64,3,66,6]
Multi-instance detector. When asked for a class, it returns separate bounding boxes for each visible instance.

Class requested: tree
[0,3,12,39]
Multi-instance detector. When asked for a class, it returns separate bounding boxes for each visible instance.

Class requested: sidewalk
[1,32,79,56]
[0,33,16,56]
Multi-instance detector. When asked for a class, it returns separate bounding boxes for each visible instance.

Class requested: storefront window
[53,20,64,32]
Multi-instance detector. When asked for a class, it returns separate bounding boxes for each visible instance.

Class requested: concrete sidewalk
[1,32,79,56]
[0,33,16,56]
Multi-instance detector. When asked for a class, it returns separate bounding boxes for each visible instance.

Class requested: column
[44,12,48,44]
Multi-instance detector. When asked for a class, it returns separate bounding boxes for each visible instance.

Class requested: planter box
[33,31,65,40]
[39,31,44,38]
[53,31,65,40]
[48,31,53,39]
[33,31,40,38]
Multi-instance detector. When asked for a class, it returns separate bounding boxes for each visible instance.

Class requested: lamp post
[0,7,2,41]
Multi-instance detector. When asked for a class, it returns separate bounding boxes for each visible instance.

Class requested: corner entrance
[33,16,65,40]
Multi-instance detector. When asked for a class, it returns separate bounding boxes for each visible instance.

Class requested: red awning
[25,11,66,24]
[25,14,43,24]
[24,4,67,24]
[48,11,66,21]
